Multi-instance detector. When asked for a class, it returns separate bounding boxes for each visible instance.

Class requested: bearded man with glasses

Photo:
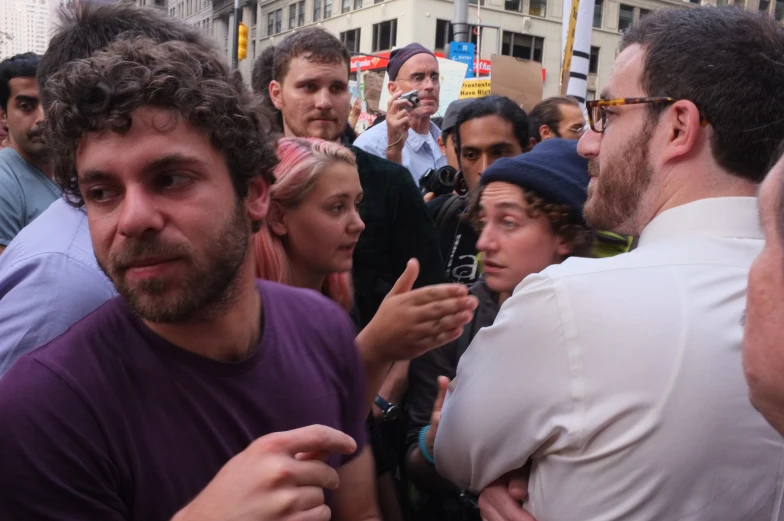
[434,7,784,521]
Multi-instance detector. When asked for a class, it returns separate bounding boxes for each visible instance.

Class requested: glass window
[275,8,282,33]
[435,19,450,50]
[314,0,321,21]
[355,0,362,8]
[529,0,546,16]
[252,5,258,26]
[372,19,397,52]
[759,0,771,11]
[298,0,305,25]
[343,0,351,13]
[505,0,522,11]
[501,31,544,62]
[618,4,634,32]
[340,28,361,53]
[267,13,274,36]
[776,0,784,20]
[324,0,332,17]
[289,4,296,28]
[593,0,603,28]
[589,46,599,74]
[639,8,651,19]
[468,0,485,5]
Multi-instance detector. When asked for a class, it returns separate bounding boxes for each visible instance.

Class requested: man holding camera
[354,43,446,183]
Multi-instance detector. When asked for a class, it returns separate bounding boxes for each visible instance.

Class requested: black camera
[419,165,458,197]
[400,90,420,110]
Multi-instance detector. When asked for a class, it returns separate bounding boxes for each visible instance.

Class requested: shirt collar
[638,197,762,247]
[406,121,441,152]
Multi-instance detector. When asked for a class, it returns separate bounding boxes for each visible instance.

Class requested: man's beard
[99,200,251,323]
[583,122,654,234]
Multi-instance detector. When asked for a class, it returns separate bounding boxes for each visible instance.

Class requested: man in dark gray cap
[354,43,446,183]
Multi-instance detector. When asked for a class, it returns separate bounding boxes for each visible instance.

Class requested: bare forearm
[386,147,403,165]
[407,445,456,493]
[356,328,394,414]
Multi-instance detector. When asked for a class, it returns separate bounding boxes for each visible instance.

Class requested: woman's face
[279,161,365,278]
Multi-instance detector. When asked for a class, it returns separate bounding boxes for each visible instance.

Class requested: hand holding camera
[386,89,420,152]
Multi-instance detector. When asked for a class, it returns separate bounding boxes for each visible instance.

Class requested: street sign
[449,41,476,78]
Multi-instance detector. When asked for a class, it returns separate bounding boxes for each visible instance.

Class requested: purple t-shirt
[0,280,367,521]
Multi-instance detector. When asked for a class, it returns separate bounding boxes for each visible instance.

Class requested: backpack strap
[434,194,466,232]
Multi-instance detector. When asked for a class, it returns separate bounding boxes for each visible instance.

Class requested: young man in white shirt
[435,7,784,521]
[353,43,446,183]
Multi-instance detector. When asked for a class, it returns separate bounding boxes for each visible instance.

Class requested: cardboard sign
[489,55,543,113]
[460,78,492,99]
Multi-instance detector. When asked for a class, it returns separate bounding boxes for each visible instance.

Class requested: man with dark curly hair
[0,36,382,521]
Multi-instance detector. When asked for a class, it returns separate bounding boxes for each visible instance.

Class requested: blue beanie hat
[479,138,590,223]
[387,43,435,81]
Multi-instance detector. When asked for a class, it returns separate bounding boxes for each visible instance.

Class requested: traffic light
[237,22,249,61]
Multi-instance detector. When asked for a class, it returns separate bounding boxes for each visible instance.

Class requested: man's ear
[388,81,399,95]
[269,80,284,111]
[555,236,572,258]
[246,176,271,226]
[660,100,703,166]
[539,124,555,140]
[437,134,447,155]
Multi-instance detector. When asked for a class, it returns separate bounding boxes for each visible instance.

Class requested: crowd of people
[0,2,783,521]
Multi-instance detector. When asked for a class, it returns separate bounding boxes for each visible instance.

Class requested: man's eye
[87,187,120,203]
[330,203,345,214]
[159,174,193,189]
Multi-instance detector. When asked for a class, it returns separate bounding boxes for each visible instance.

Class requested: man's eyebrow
[14,95,39,104]
[79,154,202,184]
[599,89,614,100]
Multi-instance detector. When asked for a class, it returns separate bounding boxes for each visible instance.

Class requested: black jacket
[350,146,446,327]
[405,278,500,450]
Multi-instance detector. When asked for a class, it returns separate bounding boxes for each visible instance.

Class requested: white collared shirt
[353,119,447,183]
[435,197,784,521]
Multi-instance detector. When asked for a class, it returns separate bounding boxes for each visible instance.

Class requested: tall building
[210,0,780,99]
[0,0,51,59]
[167,0,214,39]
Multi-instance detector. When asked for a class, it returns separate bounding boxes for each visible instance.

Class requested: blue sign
[449,41,476,78]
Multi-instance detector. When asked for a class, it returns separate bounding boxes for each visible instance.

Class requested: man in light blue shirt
[0,53,60,252]
[0,198,117,376]
[354,43,446,183]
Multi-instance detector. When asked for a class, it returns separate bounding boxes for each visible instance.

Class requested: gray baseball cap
[440,98,476,133]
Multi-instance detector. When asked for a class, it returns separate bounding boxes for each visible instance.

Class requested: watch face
[386,405,401,422]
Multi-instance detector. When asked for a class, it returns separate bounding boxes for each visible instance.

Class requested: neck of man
[288,261,327,295]
[12,143,53,179]
[143,257,263,363]
[649,164,758,226]
[409,111,432,135]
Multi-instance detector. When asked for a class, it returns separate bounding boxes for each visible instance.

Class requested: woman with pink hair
[253,137,477,406]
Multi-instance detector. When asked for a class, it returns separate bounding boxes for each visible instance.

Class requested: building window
[275,8,282,32]
[372,19,397,52]
[618,4,634,32]
[593,0,603,28]
[529,0,546,16]
[355,0,362,8]
[589,46,599,74]
[343,0,351,13]
[468,0,485,5]
[501,31,543,62]
[434,19,479,51]
[505,0,522,11]
[776,0,784,20]
[716,0,729,5]
[639,8,651,19]
[586,90,596,101]
[289,4,296,28]
[324,0,332,17]
[251,5,258,26]
[340,28,361,53]
[298,0,305,25]
[314,0,321,21]
[268,13,274,36]
[374,0,384,3]
[759,0,771,10]
[252,40,256,59]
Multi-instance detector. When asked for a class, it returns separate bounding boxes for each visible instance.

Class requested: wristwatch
[374,395,401,422]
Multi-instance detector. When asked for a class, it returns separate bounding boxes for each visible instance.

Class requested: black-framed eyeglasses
[586,97,675,133]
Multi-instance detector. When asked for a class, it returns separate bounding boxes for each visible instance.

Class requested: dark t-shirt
[427,194,480,285]
[0,280,367,521]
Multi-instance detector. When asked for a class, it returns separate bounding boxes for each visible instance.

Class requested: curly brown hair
[466,185,594,258]
[44,36,277,207]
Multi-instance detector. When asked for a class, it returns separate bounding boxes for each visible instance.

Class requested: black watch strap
[374,395,400,422]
